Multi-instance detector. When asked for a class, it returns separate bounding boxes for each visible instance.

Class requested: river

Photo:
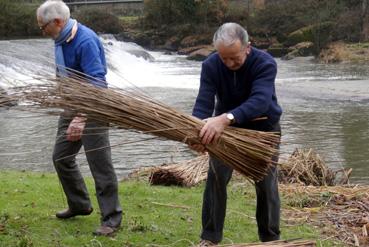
[0,37,369,183]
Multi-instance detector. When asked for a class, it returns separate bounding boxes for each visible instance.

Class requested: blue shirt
[192,47,282,131]
[62,23,107,88]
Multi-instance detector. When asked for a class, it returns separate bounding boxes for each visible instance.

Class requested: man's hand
[188,143,207,153]
[199,113,231,145]
[66,116,86,142]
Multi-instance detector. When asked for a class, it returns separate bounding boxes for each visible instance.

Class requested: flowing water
[1,37,369,183]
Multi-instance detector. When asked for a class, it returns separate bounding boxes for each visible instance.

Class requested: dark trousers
[201,127,281,243]
[52,116,122,228]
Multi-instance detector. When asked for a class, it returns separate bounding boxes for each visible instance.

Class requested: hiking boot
[93,225,117,236]
[56,207,93,219]
[197,239,218,247]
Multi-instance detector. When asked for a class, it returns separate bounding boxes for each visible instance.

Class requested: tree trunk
[361,0,369,41]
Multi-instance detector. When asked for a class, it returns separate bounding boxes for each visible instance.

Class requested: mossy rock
[267,43,288,57]
[285,22,334,47]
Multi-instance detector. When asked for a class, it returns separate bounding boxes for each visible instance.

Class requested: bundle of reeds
[14,74,280,181]
[278,148,350,186]
[0,88,16,107]
[148,154,209,187]
[222,239,316,246]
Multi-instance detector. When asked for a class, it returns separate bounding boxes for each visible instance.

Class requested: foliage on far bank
[72,7,124,34]
[132,0,369,61]
[0,0,40,38]
[142,0,227,31]
[125,0,229,49]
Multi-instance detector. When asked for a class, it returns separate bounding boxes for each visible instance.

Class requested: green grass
[118,16,140,22]
[0,170,337,247]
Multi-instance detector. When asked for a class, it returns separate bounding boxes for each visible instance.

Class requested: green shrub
[142,0,227,31]
[0,1,40,38]
[285,25,315,46]
[72,7,123,34]
[249,0,351,44]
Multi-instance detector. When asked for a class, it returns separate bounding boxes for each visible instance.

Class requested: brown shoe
[55,207,93,219]
[93,225,117,236]
[197,239,218,247]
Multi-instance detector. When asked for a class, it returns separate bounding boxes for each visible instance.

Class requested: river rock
[126,49,155,62]
[163,36,181,51]
[282,42,314,60]
[180,34,212,48]
[267,43,288,57]
[186,45,215,61]
[178,45,212,55]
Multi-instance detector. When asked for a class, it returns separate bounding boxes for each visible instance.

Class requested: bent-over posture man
[190,22,282,246]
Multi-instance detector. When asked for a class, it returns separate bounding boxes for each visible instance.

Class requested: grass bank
[0,170,337,247]
[319,42,369,63]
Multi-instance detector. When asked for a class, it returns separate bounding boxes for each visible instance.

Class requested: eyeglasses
[39,21,52,31]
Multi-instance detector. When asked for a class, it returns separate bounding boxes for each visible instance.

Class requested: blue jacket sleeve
[192,62,216,120]
[79,39,107,88]
[230,61,277,124]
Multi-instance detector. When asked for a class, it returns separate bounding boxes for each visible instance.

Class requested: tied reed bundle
[278,148,351,186]
[222,239,316,246]
[0,89,16,107]
[221,240,316,247]
[16,74,280,181]
[149,154,209,187]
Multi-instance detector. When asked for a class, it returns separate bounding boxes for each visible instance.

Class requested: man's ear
[54,18,65,28]
[246,43,251,55]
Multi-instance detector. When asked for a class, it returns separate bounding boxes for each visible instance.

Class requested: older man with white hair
[36,0,122,236]
[190,22,282,246]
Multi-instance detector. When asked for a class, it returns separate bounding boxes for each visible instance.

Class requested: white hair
[37,0,70,22]
[213,23,249,49]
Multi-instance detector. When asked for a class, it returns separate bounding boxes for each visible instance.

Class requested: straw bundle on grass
[222,239,316,246]
[15,74,280,181]
[278,148,351,186]
[148,154,209,187]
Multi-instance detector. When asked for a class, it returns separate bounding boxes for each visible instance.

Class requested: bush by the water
[142,0,227,31]
[250,0,365,45]
[0,0,40,38]
[72,8,123,34]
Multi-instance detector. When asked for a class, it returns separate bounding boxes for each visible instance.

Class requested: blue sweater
[192,47,282,131]
[62,23,107,88]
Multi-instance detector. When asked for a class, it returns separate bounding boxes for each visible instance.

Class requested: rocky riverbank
[116,22,369,63]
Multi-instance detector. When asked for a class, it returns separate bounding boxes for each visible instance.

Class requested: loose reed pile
[278,148,350,186]
[281,184,369,246]
[222,239,316,246]
[14,74,280,181]
[148,154,209,187]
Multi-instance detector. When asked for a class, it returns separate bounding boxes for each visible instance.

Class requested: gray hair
[37,0,70,23]
[213,23,249,49]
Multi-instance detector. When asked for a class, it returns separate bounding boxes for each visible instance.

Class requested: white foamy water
[0,37,201,90]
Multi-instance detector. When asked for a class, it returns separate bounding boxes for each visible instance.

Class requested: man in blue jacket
[191,23,282,246]
[36,0,122,236]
